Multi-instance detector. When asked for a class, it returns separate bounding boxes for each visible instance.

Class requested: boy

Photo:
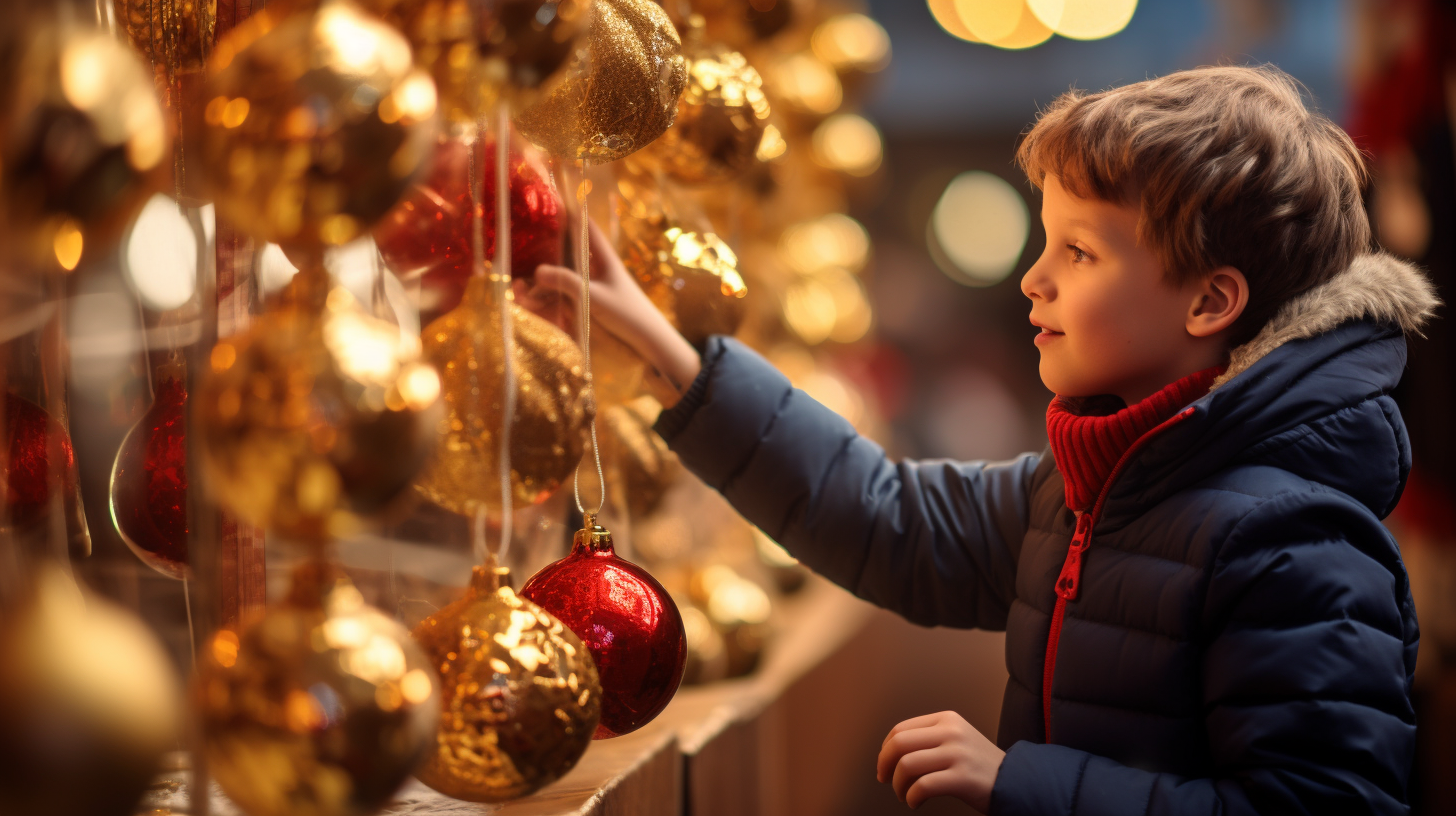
[530,65,1437,814]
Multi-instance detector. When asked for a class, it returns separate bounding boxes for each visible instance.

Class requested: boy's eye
[1067,245,1090,263]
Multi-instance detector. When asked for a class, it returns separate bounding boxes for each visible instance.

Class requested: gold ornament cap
[573,522,614,553]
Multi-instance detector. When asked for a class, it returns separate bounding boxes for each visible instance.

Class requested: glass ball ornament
[514,0,687,164]
[0,565,181,816]
[1,392,77,533]
[194,560,440,816]
[411,559,602,801]
[522,522,687,738]
[110,372,189,579]
[197,271,443,543]
[413,274,591,514]
[0,20,169,271]
[198,0,439,248]
[637,41,772,185]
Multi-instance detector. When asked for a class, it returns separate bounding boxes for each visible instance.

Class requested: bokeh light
[954,0,1024,42]
[123,194,199,311]
[1027,0,1138,40]
[929,0,1135,46]
[811,14,892,73]
[780,214,870,275]
[811,114,882,176]
[929,171,1030,286]
[764,53,843,115]
[928,0,980,41]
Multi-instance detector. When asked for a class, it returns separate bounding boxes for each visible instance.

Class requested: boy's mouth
[1030,319,1063,345]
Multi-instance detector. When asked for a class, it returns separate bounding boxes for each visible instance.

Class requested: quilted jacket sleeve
[654,336,1038,629]
[990,491,1418,816]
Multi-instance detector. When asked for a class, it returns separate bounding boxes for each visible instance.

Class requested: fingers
[891,748,952,802]
[875,727,945,783]
[883,712,950,746]
[530,264,584,298]
[905,770,965,810]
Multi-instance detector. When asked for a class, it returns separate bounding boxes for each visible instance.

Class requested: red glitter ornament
[373,133,565,320]
[110,375,188,579]
[1,392,76,532]
[522,522,687,739]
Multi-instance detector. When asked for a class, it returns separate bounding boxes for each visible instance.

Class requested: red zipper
[1041,405,1197,743]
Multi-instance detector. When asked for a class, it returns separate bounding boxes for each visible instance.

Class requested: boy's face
[1021,176,1235,404]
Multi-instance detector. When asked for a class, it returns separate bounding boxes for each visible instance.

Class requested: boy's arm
[657,336,1037,628]
[990,494,1415,816]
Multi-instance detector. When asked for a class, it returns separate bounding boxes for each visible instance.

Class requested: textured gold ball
[0,566,181,816]
[195,562,440,816]
[514,0,687,163]
[638,41,771,185]
[600,398,679,519]
[412,561,601,801]
[197,273,443,543]
[372,0,589,123]
[118,0,218,75]
[199,0,439,248]
[414,275,591,514]
[0,21,168,271]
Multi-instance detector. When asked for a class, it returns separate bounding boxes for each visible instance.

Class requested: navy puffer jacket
[654,253,1438,815]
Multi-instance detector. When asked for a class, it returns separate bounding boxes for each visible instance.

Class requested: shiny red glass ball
[2,392,75,531]
[110,377,188,579]
[373,133,565,320]
[522,526,687,739]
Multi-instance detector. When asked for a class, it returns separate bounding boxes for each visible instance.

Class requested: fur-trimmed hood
[1212,251,1440,389]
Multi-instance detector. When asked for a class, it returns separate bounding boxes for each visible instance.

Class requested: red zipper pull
[1055,514,1094,601]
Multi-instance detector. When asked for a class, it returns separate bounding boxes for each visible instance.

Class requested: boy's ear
[1187,266,1248,338]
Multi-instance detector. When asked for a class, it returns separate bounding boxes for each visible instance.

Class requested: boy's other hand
[525,219,701,407]
[877,711,1005,812]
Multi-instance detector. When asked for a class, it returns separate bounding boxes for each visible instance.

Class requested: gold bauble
[515,0,687,163]
[198,272,443,543]
[412,560,601,801]
[600,398,679,519]
[195,560,440,816]
[0,565,181,816]
[638,41,771,185]
[372,0,589,124]
[0,21,168,271]
[415,275,591,514]
[118,0,218,75]
[590,327,647,407]
[199,0,439,248]
[616,172,748,344]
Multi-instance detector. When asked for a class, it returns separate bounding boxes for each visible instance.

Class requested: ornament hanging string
[494,102,516,563]
[572,159,605,523]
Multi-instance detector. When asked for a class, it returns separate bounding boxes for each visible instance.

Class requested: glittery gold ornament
[616,171,748,344]
[194,560,440,816]
[638,41,771,185]
[372,0,589,124]
[412,558,601,801]
[199,0,439,248]
[0,565,181,816]
[197,270,443,543]
[515,0,687,163]
[600,398,679,519]
[0,20,168,271]
[415,274,591,514]
[118,0,218,75]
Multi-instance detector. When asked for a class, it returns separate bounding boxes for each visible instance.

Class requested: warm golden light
[811,14,891,73]
[783,278,838,345]
[928,0,980,41]
[60,40,109,110]
[124,194,198,310]
[930,171,1030,286]
[380,69,438,124]
[1028,0,1138,40]
[812,114,882,177]
[954,0,1024,42]
[780,214,871,275]
[766,53,843,115]
[53,220,84,271]
[988,2,1055,49]
[756,123,787,162]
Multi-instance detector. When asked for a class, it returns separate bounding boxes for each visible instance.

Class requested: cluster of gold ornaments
[412,559,602,801]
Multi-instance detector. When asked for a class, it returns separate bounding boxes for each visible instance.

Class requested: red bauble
[1,393,75,531]
[110,377,188,579]
[373,133,565,320]
[522,524,687,739]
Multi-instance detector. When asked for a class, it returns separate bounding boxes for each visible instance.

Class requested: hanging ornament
[616,170,748,344]
[411,558,601,801]
[636,40,772,185]
[194,560,439,816]
[521,520,687,738]
[0,565,181,816]
[197,270,443,543]
[110,368,189,579]
[198,0,439,248]
[0,20,168,271]
[1,392,78,533]
[373,133,565,319]
[599,398,679,519]
[415,274,591,514]
[371,0,589,124]
[689,564,771,678]
[117,0,218,76]
[515,0,688,164]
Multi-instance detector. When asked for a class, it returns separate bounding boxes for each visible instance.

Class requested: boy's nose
[1021,258,1051,300]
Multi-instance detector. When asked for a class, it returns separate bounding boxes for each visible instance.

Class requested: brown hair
[1015,64,1371,344]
